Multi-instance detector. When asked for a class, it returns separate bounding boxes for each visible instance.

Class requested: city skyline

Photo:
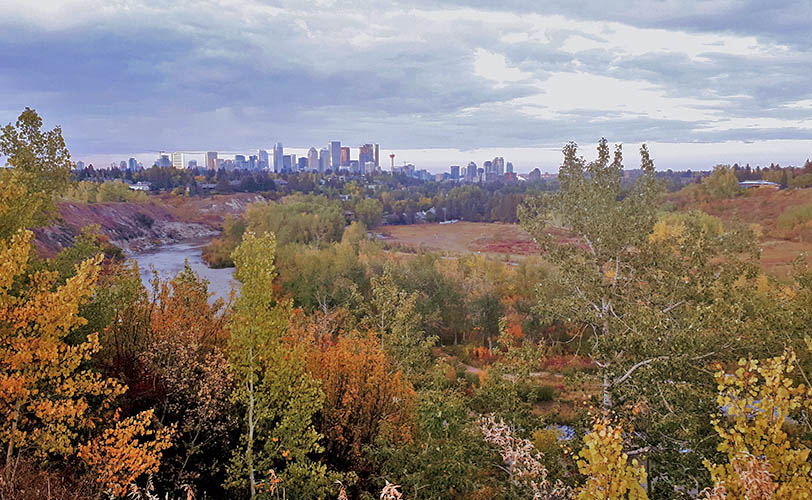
[1,1,811,172]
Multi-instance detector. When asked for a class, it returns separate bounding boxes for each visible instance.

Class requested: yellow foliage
[703,350,812,499]
[0,230,124,458]
[576,418,648,500]
[79,409,174,497]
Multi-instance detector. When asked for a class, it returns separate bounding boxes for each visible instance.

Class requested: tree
[305,333,415,490]
[226,232,334,499]
[519,140,765,495]
[576,418,647,500]
[78,409,174,498]
[0,108,73,237]
[701,165,740,199]
[368,267,436,378]
[0,230,124,472]
[355,198,384,228]
[702,350,812,499]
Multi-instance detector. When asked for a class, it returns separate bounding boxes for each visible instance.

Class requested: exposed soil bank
[33,193,267,255]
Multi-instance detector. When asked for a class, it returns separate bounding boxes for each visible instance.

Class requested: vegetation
[3,110,812,499]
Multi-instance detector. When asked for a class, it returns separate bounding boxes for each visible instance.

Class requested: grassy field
[381,222,538,257]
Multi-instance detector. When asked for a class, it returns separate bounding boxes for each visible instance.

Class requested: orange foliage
[78,409,174,497]
[305,333,415,476]
[149,264,229,347]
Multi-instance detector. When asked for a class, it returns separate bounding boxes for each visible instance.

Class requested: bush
[777,203,812,232]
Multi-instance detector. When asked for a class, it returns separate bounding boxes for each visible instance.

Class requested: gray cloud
[0,0,810,166]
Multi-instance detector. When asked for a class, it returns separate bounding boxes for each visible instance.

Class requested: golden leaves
[576,417,648,500]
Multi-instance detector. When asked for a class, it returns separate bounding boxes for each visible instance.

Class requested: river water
[130,240,237,303]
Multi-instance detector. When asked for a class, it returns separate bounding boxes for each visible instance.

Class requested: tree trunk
[248,346,256,499]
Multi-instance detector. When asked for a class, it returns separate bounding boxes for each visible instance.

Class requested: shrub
[776,203,812,232]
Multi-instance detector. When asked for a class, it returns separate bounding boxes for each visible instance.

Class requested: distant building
[283,155,293,172]
[450,165,460,179]
[297,156,308,170]
[172,152,183,169]
[319,148,329,173]
[329,141,341,169]
[506,161,514,174]
[340,147,350,166]
[273,142,283,173]
[466,161,477,182]
[373,144,379,167]
[258,149,269,169]
[158,154,172,168]
[307,147,319,171]
[739,180,780,189]
[359,144,374,167]
[187,159,198,168]
[527,168,541,181]
[128,157,137,171]
[234,155,246,169]
[206,151,218,170]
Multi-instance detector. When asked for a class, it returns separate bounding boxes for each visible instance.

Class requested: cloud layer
[1,0,810,171]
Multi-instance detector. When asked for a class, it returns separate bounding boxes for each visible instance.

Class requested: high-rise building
[466,161,477,182]
[172,152,183,169]
[373,144,379,167]
[273,143,283,173]
[492,157,505,176]
[128,157,137,171]
[258,150,269,169]
[340,147,350,166]
[297,157,308,170]
[159,154,172,168]
[248,155,258,169]
[506,161,514,174]
[188,159,198,168]
[359,144,374,167]
[329,141,341,169]
[307,147,319,171]
[206,152,218,170]
[319,148,329,173]
[450,165,460,179]
[283,155,293,172]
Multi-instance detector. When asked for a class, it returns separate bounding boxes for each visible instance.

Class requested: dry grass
[381,222,537,256]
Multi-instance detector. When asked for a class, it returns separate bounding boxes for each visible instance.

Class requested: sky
[1,0,811,173]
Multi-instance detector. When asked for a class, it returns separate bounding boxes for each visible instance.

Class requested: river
[130,239,237,303]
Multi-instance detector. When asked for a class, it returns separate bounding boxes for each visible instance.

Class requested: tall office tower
[492,157,505,175]
[307,147,319,171]
[297,156,308,170]
[282,155,293,171]
[450,165,460,179]
[329,141,341,169]
[159,154,172,167]
[258,149,269,169]
[128,157,137,171]
[359,144,374,166]
[119,160,127,169]
[340,147,350,166]
[273,142,283,173]
[290,154,296,170]
[319,148,329,173]
[373,144,379,167]
[249,155,258,169]
[466,161,477,182]
[234,155,246,169]
[172,152,183,169]
[188,159,198,168]
[206,151,218,170]
[506,161,514,174]
[483,160,492,175]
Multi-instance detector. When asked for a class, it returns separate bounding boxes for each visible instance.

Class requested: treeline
[4,110,812,499]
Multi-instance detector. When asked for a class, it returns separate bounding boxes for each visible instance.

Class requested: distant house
[739,180,780,189]
[128,181,151,191]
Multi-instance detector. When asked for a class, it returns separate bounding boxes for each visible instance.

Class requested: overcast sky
[1,0,811,172]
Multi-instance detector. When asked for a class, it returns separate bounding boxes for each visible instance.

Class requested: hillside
[34,193,267,255]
